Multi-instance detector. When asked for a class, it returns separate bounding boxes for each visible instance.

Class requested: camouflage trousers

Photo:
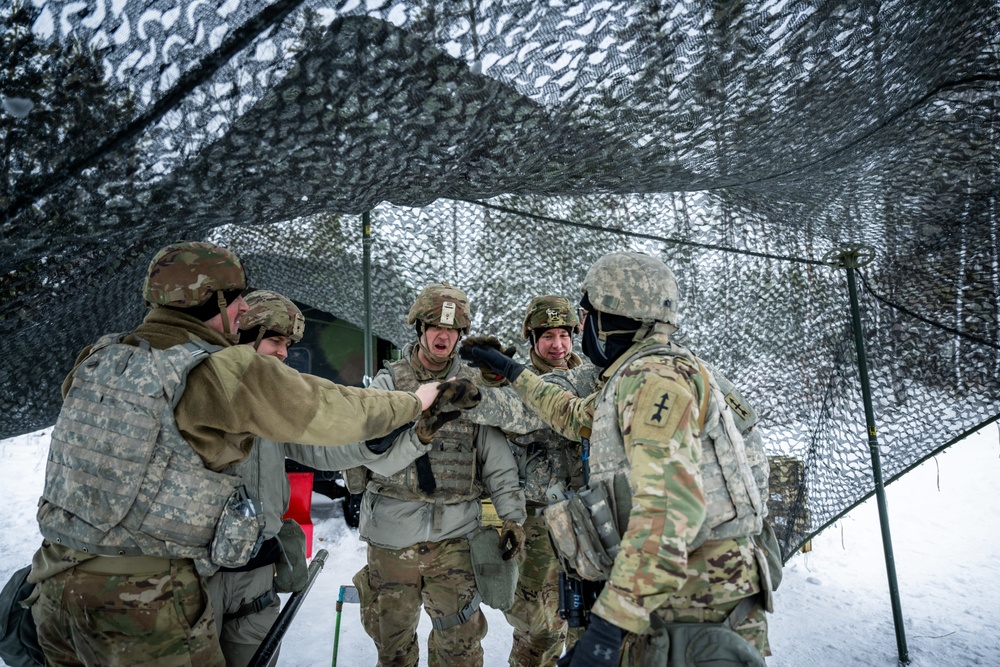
[623,597,770,666]
[503,513,581,667]
[30,558,224,667]
[354,538,486,667]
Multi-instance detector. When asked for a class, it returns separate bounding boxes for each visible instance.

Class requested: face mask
[581,310,609,368]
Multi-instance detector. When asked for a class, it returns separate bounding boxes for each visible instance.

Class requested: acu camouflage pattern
[406,282,472,332]
[581,251,680,327]
[38,335,247,576]
[240,289,305,342]
[142,241,247,308]
[355,538,486,667]
[367,359,484,504]
[31,557,225,667]
[521,294,581,338]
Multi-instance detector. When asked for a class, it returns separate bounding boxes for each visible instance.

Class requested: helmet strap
[217,290,231,336]
[254,325,267,350]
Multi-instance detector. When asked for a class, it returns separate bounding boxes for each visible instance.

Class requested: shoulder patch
[636,375,693,439]
[725,392,750,421]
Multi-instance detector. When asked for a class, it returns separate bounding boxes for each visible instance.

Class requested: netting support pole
[362,210,374,386]
[826,244,910,665]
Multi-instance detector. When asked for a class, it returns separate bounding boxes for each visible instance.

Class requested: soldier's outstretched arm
[179,346,424,454]
[508,369,597,441]
[589,362,707,636]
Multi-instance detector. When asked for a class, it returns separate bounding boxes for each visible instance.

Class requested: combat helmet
[521,295,581,339]
[406,283,472,333]
[143,241,247,308]
[580,251,680,328]
[240,290,305,348]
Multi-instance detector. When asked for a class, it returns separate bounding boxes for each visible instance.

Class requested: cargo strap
[224,586,279,623]
[430,591,482,631]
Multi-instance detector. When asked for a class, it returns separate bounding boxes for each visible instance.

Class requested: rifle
[247,548,329,667]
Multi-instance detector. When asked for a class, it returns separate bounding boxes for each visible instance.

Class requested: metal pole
[825,244,909,665]
[247,549,330,667]
[362,210,374,386]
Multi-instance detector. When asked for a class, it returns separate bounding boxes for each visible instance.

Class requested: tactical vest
[367,360,483,504]
[588,339,764,550]
[508,365,599,505]
[36,335,245,570]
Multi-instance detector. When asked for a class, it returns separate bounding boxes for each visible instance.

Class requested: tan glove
[413,378,482,444]
[499,519,526,561]
[432,378,482,411]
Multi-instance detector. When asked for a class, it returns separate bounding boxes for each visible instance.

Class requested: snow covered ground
[2,424,998,666]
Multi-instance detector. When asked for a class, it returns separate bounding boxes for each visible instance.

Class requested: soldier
[461,252,771,667]
[487,296,600,667]
[350,282,527,667]
[207,290,432,667]
[27,241,441,667]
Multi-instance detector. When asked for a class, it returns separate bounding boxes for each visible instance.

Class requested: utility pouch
[210,486,263,569]
[638,620,766,667]
[342,466,369,495]
[466,525,517,611]
[750,520,782,612]
[274,518,309,593]
[543,494,615,581]
[577,481,622,559]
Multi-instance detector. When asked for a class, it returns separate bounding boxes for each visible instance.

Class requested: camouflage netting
[2,0,999,557]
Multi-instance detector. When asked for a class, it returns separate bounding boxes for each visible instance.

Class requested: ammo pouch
[466,525,517,611]
[274,518,309,593]
[210,486,264,569]
[636,617,767,667]
[543,482,619,581]
[342,466,369,495]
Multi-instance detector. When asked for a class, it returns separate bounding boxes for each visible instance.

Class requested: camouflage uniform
[207,291,429,667]
[498,253,770,662]
[354,284,526,667]
[469,296,602,666]
[29,243,425,667]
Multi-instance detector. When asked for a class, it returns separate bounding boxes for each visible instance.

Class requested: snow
[2,425,999,666]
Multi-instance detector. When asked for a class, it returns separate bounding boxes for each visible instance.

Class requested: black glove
[459,336,525,382]
[557,614,625,667]
[365,423,410,454]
